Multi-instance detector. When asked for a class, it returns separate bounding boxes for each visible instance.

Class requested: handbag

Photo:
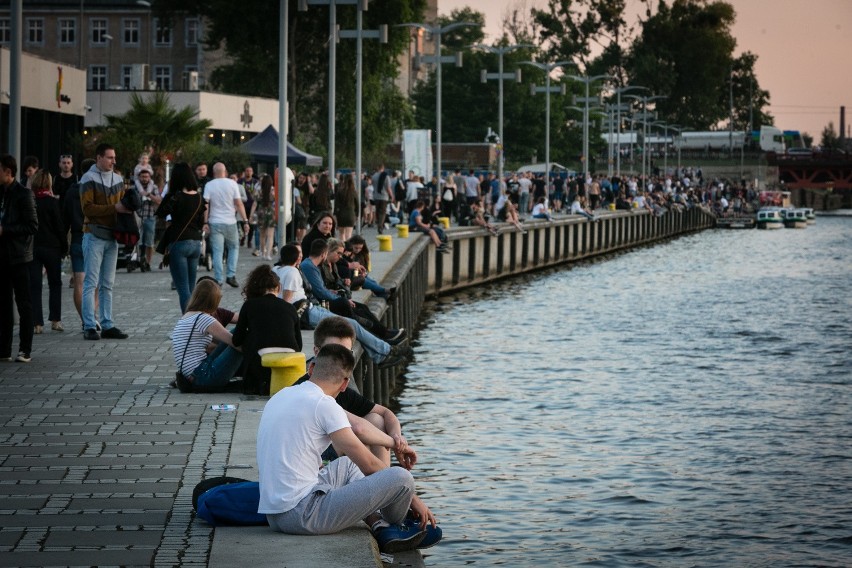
[443,188,454,202]
[160,193,202,267]
[175,314,202,393]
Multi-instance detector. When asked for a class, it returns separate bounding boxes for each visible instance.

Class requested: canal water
[397,217,852,566]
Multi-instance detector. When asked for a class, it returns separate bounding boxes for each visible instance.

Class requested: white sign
[402,130,433,181]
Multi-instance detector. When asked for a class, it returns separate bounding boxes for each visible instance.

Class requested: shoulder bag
[175,314,202,393]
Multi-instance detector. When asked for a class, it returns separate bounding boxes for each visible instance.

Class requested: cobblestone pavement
[0,229,417,567]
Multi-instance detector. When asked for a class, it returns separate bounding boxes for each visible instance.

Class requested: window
[121,65,134,90]
[91,18,108,44]
[183,65,199,89]
[186,18,200,47]
[0,19,10,44]
[26,18,44,45]
[90,66,107,90]
[59,18,76,45]
[154,18,171,46]
[154,65,171,90]
[123,19,139,45]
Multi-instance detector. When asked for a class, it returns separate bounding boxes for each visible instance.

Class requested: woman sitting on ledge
[531,196,552,221]
[409,200,450,254]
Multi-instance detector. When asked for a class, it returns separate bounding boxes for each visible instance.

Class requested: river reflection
[396,218,852,566]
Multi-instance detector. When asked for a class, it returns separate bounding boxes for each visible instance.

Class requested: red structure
[767,151,852,208]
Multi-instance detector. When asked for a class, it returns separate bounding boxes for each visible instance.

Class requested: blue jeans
[209,222,239,283]
[190,342,243,391]
[307,305,389,363]
[519,193,529,214]
[82,233,118,331]
[168,239,201,313]
[362,276,386,297]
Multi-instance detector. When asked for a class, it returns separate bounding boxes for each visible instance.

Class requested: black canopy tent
[240,124,323,167]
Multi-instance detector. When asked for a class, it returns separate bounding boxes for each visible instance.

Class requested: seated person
[531,196,552,221]
[296,317,416,469]
[171,279,243,393]
[340,237,396,302]
[257,344,439,552]
[232,265,303,396]
[408,199,449,253]
[496,197,526,233]
[470,199,499,236]
[299,239,405,345]
[615,191,632,210]
[569,195,596,221]
[274,244,410,370]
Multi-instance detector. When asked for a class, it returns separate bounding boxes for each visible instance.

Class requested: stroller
[198,230,213,272]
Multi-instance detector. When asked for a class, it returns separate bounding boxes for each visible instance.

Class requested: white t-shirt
[405,180,422,202]
[257,381,350,514]
[204,177,241,224]
[517,177,532,195]
[273,265,307,303]
[532,203,547,216]
[570,200,585,215]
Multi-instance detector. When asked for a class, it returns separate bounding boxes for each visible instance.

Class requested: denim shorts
[70,242,84,273]
[140,216,156,248]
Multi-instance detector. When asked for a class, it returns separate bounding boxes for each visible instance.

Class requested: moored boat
[783,208,808,229]
[757,208,784,229]
[801,207,816,224]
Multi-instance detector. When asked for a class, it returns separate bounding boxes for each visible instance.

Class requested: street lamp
[136,0,151,74]
[103,33,114,89]
[400,21,479,183]
[474,43,531,187]
[668,125,692,174]
[299,0,361,181]
[278,0,290,245]
[523,60,570,193]
[625,93,666,185]
[568,74,611,177]
[338,0,388,234]
[611,85,647,178]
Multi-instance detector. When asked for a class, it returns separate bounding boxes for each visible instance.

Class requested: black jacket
[0,180,38,265]
[34,192,68,257]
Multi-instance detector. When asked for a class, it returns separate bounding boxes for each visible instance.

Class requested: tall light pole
[278,0,289,245]
[475,44,531,186]
[569,74,611,177]
[626,94,665,185]
[523,60,569,190]
[611,85,647,178]
[299,0,361,181]
[339,0,387,234]
[400,21,478,182]
[9,0,22,163]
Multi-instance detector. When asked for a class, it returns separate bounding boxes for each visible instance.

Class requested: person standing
[53,153,77,212]
[157,163,205,313]
[250,174,277,260]
[80,143,130,341]
[333,172,357,242]
[28,170,67,334]
[0,155,38,362]
[371,165,393,234]
[203,162,249,288]
[135,166,161,272]
[63,158,95,327]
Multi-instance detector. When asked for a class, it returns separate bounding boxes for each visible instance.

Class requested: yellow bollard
[438,216,450,229]
[397,224,409,238]
[377,234,393,252]
[262,352,307,395]
[608,203,616,211]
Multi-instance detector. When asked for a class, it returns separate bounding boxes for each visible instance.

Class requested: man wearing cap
[135,166,160,272]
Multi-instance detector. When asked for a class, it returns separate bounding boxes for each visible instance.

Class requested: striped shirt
[172,313,216,376]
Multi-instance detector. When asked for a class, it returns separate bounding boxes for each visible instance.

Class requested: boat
[783,208,808,229]
[716,215,756,229]
[756,208,784,229]
[801,207,816,224]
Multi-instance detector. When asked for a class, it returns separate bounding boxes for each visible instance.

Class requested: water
[397,218,852,567]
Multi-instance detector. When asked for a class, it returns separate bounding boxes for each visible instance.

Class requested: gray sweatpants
[267,457,414,535]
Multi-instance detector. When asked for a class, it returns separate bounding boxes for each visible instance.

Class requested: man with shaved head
[203,162,249,287]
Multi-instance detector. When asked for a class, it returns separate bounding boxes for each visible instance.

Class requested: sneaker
[385,328,407,345]
[252,249,260,257]
[402,519,443,549]
[373,523,426,553]
[438,245,451,254]
[388,343,413,359]
[83,328,100,341]
[0,356,12,362]
[51,321,64,332]
[386,287,398,303]
[377,353,405,370]
[34,325,43,334]
[226,276,240,288]
[15,352,32,363]
[101,327,129,340]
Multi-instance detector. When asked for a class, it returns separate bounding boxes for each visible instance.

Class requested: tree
[729,51,773,131]
[820,122,841,150]
[101,92,213,174]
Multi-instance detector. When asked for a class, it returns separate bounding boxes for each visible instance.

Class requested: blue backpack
[192,476,267,526]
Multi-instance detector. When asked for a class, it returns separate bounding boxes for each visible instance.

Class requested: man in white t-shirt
[257,343,437,552]
[203,162,249,287]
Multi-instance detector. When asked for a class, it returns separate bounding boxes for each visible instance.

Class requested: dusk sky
[439,0,852,139]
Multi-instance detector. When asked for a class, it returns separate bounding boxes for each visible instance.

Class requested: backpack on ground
[192,476,267,526]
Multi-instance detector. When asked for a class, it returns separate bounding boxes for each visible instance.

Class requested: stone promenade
[0,226,423,568]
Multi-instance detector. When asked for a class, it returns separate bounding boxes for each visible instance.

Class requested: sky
[439,0,852,138]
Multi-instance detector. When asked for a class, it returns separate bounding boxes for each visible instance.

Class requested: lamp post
[568,74,611,177]
[523,60,569,191]
[611,85,647,178]
[668,126,692,174]
[103,33,114,89]
[626,94,665,186]
[136,0,151,74]
[299,0,361,181]
[339,0,388,234]
[474,44,531,187]
[400,21,478,183]
[278,0,290,245]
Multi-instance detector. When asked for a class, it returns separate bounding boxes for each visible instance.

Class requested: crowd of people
[2,143,753,555]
